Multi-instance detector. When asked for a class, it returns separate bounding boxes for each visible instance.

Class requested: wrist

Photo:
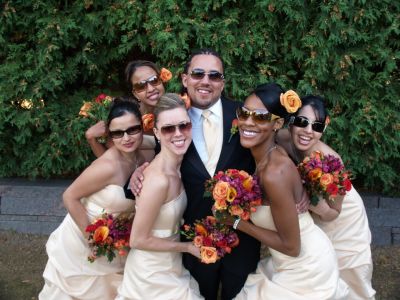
[233,218,241,230]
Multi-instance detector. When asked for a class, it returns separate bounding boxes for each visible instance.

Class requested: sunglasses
[132,75,162,93]
[189,69,224,82]
[159,122,192,135]
[289,116,325,133]
[109,125,142,139]
[236,106,280,123]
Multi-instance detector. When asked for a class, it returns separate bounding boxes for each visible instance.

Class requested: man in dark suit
[181,49,260,300]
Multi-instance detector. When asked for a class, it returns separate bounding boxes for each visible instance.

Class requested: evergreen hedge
[1,1,399,195]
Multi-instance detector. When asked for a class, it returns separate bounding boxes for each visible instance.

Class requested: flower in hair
[280,90,302,113]
[160,68,172,82]
[180,93,191,109]
[325,115,331,126]
[142,113,155,132]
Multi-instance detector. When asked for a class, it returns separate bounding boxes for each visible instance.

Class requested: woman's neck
[251,139,277,165]
[140,102,155,114]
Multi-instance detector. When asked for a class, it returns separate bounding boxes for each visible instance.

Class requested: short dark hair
[125,60,161,91]
[107,96,142,127]
[297,95,328,123]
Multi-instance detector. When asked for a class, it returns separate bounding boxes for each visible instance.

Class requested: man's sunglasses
[189,69,224,82]
[160,122,192,135]
[236,106,280,123]
[132,75,162,93]
[289,116,325,133]
[109,125,142,139]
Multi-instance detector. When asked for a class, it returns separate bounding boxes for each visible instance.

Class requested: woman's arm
[236,158,301,257]
[130,173,200,258]
[309,195,343,221]
[85,121,110,157]
[63,158,116,235]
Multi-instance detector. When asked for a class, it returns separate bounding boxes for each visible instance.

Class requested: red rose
[326,183,339,196]
[343,179,352,191]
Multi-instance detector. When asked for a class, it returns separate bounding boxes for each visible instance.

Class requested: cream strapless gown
[234,206,349,300]
[313,187,375,299]
[116,191,203,300]
[39,185,135,300]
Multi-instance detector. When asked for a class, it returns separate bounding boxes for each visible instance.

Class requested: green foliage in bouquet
[0,1,399,195]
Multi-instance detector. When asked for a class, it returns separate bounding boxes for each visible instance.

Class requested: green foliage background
[1,1,399,195]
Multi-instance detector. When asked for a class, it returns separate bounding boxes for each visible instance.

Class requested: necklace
[256,144,277,174]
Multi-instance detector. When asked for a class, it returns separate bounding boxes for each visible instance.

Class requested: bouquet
[85,212,133,263]
[79,93,113,121]
[204,169,262,221]
[181,216,239,264]
[298,151,352,205]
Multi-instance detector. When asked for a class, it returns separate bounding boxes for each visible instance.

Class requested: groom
[180,49,260,300]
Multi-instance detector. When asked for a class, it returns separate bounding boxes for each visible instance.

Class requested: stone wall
[0,179,399,245]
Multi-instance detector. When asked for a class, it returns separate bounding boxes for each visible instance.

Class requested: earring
[273,128,277,132]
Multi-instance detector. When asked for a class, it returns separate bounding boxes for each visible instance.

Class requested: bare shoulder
[264,148,297,185]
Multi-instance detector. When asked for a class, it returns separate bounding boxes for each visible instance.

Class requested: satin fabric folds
[116,191,203,300]
[234,206,349,300]
[39,185,134,300]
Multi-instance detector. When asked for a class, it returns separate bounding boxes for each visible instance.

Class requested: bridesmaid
[116,93,203,300]
[85,60,166,159]
[277,95,376,299]
[221,83,348,299]
[39,98,144,300]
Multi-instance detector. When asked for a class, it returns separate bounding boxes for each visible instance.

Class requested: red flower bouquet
[181,216,239,264]
[205,169,262,221]
[79,93,113,121]
[298,151,352,205]
[85,212,133,263]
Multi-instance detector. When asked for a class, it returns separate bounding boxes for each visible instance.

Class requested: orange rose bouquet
[298,151,352,205]
[85,212,133,263]
[79,93,113,121]
[204,169,262,221]
[181,216,239,264]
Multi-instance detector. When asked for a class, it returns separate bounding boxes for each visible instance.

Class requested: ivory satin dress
[116,191,203,300]
[39,185,134,300]
[234,206,349,300]
[313,187,375,299]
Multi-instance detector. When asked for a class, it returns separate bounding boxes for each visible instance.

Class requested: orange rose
[280,90,302,113]
[193,236,203,247]
[142,113,154,132]
[308,168,322,181]
[206,216,216,225]
[79,102,92,117]
[195,224,208,236]
[93,226,109,243]
[320,173,334,187]
[214,198,228,210]
[200,246,218,264]
[159,67,172,82]
[242,176,253,191]
[226,187,237,202]
[229,205,244,217]
[238,170,250,179]
[213,181,230,202]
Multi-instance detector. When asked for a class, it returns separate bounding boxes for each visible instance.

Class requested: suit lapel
[184,142,210,178]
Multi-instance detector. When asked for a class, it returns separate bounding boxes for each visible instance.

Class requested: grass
[0,230,399,300]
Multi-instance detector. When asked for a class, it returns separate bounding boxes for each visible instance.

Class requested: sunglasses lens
[160,125,176,135]
[126,125,142,135]
[190,70,206,80]
[133,76,161,92]
[160,122,192,135]
[292,116,308,128]
[312,122,325,133]
[208,71,224,81]
[133,82,146,92]
[147,75,162,86]
[178,122,192,133]
[109,130,124,139]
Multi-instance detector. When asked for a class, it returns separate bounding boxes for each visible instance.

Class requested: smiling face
[238,94,283,151]
[290,105,323,154]
[181,54,225,109]
[154,107,192,156]
[131,66,165,108]
[108,112,143,153]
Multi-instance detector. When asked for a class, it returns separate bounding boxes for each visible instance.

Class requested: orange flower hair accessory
[142,113,155,132]
[325,115,331,126]
[159,68,172,82]
[179,93,191,109]
[280,90,302,113]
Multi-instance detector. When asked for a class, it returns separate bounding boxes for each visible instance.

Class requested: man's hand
[129,162,150,197]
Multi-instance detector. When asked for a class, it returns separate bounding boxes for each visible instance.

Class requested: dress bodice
[151,190,187,238]
[81,185,134,221]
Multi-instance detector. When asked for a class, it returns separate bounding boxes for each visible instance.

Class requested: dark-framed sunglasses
[160,121,192,135]
[132,75,162,93]
[236,106,280,123]
[289,116,325,133]
[109,125,142,139]
[189,69,224,82]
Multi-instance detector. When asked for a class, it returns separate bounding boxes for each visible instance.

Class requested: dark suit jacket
[181,96,260,275]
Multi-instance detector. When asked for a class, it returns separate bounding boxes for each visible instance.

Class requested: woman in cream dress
[224,83,348,299]
[277,95,375,299]
[39,98,144,300]
[116,94,203,300]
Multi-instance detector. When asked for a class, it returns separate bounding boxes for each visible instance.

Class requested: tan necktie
[202,109,217,158]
